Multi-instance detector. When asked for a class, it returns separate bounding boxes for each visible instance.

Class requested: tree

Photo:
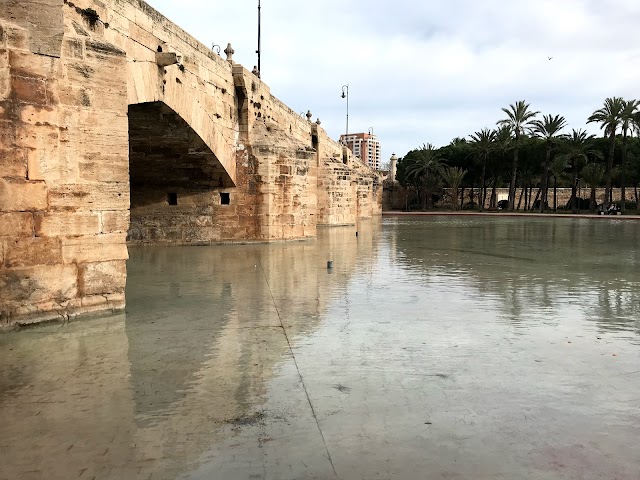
[469,128,496,210]
[449,137,467,147]
[619,99,639,212]
[404,144,446,210]
[587,97,625,207]
[581,162,605,212]
[497,100,539,211]
[531,114,567,212]
[440,166,467,210]
[549,156,568,212]
[556,129,602,213]
[488,126,513,208]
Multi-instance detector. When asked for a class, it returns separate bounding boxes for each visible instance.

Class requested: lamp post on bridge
[341,84,349,143]
[256,0,262,74]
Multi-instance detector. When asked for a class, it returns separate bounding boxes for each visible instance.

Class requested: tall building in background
[340,132,381,170]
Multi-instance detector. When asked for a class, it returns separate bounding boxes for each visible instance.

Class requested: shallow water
[2,216,640,480]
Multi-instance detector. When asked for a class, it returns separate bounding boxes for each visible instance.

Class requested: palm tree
[587,97,625,206]
[518,167,536,211]
[449,137,467,147]
[469,128,496,210]
[487,126,513,208]
[549,156,568,212]
[441,166,467,210]
[581,162,605,212]
[557,129,602,213]
[405,144,446,210]
[619,99,640,212]
[531,114,567,212]
[497,100,539,210]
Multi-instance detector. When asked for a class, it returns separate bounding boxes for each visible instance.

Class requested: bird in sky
[548,56,554,60]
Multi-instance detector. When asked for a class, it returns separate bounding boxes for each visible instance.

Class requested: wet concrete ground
[2,217,640,479]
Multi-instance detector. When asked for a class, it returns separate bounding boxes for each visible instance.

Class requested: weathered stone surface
[101,210,129,234]
[0,212,33,237]
[0,178,48,212]
[0,146,28,177]
[2,0,65,57]
[49,183,129,211]
[62,233,128,263]
[0,264,76,311]
[3,236,62,268]
[79,153,128,183]
[78,260,126,296]
[10,74,48,105]
[34,212,100,237]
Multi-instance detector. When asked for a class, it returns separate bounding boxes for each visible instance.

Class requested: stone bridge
[0,0,382,326]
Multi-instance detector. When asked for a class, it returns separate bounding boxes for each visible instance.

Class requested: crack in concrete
[258,256,339,479]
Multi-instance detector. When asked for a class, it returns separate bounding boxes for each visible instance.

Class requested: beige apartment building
[340,132,381,170]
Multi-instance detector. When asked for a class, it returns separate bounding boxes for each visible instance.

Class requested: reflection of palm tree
[581,162,605,212]
[588,97,625,206]
[557,129,602,213]
[469,128,496,210]
[532,114,567,212]
[405,144,446,210]
[497,100,539,210]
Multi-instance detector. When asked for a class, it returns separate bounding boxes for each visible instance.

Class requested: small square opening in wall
[220,192,230,205]
[167,193,178,205]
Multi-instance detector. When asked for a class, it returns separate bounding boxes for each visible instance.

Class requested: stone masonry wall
[316,129,382,225]
[234,64,381,238]
[0,0,129,324]
[383,186,637,211]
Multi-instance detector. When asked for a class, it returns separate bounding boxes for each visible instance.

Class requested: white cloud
[146,0,640,158]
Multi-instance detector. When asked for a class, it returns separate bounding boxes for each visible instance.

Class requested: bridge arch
[127,61,237,186]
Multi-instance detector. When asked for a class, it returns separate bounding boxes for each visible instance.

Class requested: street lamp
[341,84,349,142]
[256,0,262,74]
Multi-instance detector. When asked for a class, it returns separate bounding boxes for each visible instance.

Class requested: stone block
[28,142,79,183]
[77,109,128,135]
[79,153,129,183]
[34,212,100,237]
[8,49,59,79]
[85,39,126,59]
[10,75,48,105]
[16,122,59,150]
[0,66,9,100]
[57,84,92,108]
[0,212,33,237]
[0,264,77,306]
[62,37,84,60]
[4,25,29,51]
[65,55,127,92]
[0,178,48,211]
[49,183,129,211]
[101,210,129,233]
[78,260,126,296]
[3,236,62,267]
[20,104,59,125]
[0,146,28,177]
[3,0,65,57]
[62,233,128,263]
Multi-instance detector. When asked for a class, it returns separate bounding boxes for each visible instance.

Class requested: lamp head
[341,92,346,99]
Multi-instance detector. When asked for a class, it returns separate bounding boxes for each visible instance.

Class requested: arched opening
[127,102,233,244]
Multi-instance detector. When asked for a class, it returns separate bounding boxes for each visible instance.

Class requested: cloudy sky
[147,0,640,163]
